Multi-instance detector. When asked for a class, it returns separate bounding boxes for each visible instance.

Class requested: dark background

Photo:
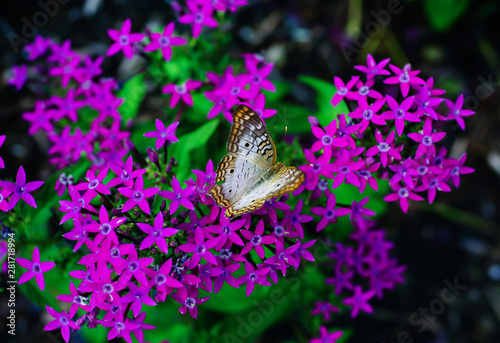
[1,0,499,342]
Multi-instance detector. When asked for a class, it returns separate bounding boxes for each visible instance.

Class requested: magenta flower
[311,119,348,153]
[383,63,425,97]
[252,92,277,119]
[240,219,276,258]
[0,188,12,212]
[213,259,240,293]
[117,248,154,286]
[50,88,86,122]
[331,150,365,188]
[198,263,224,293]
[17,247,55,290]
[106,18,145,59]
[349,98,386,133]
[8,64,28,91]
[381,95,420,135]
[118,175,160,214]
[0,166,44,210]
[108,155,147,188]
[56,281,90,318]
[300,148,335,191]
[22,101,55,135]
[74,168,111,199]
[24,35,52,60]
[236,261,271,296]
[85,205,127,245]
[389,158,419,189]
[330,76,359,106]
[365,129,401,167]
[100,311,139,343]
[284,199,313,239]
[144,120,179,149]
[245,59,276,96]
[265,241,300,276]
[354,54,390,79]
[407,119,446,158]
[414,86,443,120]
[383,183,424,213]
[162,80,202,108]
[214,73,252,109]
[137,212,179,253]
[444,94,475,130]
[43,306,80,343]
[129,312,156,343]
[120,283,157,317]
[326,269,355,295]
[172,285,210,319]
[144,22,187,61]
[159,176,195,215]
[48,54,81,88]
[445,153,474,188]
[58,185,95,224]
[310,326,343,343]
[311,191,351,231]
[353,78,383,100]
[178,227,219,269]
[147,259,183,299]
[343,285,376,318]
[178,1,218,38]
[206,212,246,250]
[357,162,381,193]
[349,197,376,224]
[414,173,451,203]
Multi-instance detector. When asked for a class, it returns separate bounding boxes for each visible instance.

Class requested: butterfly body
[208,105,304,218]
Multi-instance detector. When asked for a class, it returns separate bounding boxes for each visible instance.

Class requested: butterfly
[208,105,305,218]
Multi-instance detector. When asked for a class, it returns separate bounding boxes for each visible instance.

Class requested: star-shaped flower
[143,22,187,61]
[0,166,44,210]
[17,247,55,290]
[106,18,145,59]
[342,285,376,318]
[144,120,179,149]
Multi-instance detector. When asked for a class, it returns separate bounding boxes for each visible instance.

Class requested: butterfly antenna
[282,126,288,162]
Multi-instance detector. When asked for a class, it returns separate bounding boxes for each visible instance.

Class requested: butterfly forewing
[209,105,304,218]
[227,105,276,167]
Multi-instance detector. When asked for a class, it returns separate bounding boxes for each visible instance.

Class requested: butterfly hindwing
[228,105,276,167]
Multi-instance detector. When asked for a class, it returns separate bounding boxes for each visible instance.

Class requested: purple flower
[50,88,86,122]
[143,22,187,61]
[353,78,382,101]
[354,54,390,79]
[172,285,210,319]
[137,212,179,253]
[43,306,80,343]
[357,162,380,193]
[58,185,95,224]
[236,261,271,296]
[144,120,179,149]
[159,176,195,215]
[178,1,219,38]
[8,65,28,91]
[445,153,474,188]
[213,258,240,293]
[300,148,335,191]
[198,263,224,293]
[331,150,365,189]
[162,80,202,108]
[245,59,276,96]
[414,85,443,120]
[348,98,386,133]
[0,188,13,212]
[265,241,300,276]
[215,73,252,110]
[444,94,475,130]
[389,158,419,189]
[311,191,351,231]
[383,63,425,97]
[85,205,127,245]
[48,54,81,88]
[129,312,156,343]
[24,35,52,60]
[330,76,359,106]
[178,227,219,269]
[326,269,355,295]
[22,101,55,135]
[349,197,376,224]
[118,175,160,214]
[365,129,401,167]
[310,326,343,343]
[74,168,111,199]
[108,155,147,188]
[284,199,313,239]
[17,247,55,290]
[407,119,446,158]
[311,119,348,153]
[56,281,90,318]
[414,172,451,203]
[106,18,145,59]
[147,258,183,299]
[342,285,376,318]
[381,95,420,135]
[100,311,139,343]
[252,92,277,119]
[206,212,246,250]
[0,166,44,210]
[120,283,157,317]
[384,183,424,213]
[117,248,154,286]
[240,219,276,258]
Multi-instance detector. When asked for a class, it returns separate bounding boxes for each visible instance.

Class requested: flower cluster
[0,165,44,211]
[9,36,130,172]
[300,54,475,213]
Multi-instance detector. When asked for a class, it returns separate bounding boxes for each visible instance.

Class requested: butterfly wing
[208,105,275,208]
[225,166,305,218]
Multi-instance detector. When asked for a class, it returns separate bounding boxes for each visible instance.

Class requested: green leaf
[169,119,220,181]
[117,73,147,122]
[299,75,350,126]
[424,0,470,31]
